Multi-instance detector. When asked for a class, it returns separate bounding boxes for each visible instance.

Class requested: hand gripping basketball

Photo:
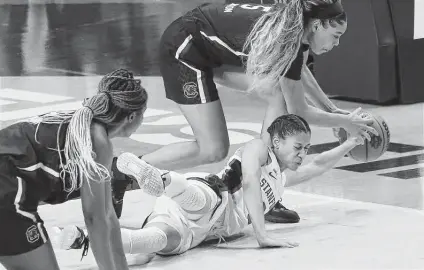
[343,107,378,141]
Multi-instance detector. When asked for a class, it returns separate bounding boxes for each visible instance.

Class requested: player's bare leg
[0,243,60,270]
[142,100,230,171]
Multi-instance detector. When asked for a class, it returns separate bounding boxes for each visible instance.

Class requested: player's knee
[158,226,183,254]
[198,141,229,163]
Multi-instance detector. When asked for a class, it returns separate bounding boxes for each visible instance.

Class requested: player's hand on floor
[258,237,299,248]
[343,107,377,140]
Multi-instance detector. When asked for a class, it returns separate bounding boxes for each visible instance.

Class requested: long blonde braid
[39,69,148,193]
[243,0,346,96]
[243,0,304,95]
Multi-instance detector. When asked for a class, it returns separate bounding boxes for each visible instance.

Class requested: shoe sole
[116,152,164,197]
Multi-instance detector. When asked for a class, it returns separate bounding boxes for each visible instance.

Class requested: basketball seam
[382,119,390,152]
[374,116,389,157]
[375,118,385,157]
[365,138,369,162]
[365,112,370,162]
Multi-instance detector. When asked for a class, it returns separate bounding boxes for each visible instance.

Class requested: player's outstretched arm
[242,139,298,249]
[279,76,377,137]
[80,124,129,270]
[302,65,342,113]
[241,140,268,241]
[279,76,349,127]
[285,135,364,187]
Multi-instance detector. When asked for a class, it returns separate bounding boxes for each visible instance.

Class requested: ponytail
[243,0,304,95]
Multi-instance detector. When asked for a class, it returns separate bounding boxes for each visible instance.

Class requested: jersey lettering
[240,4,272,12]
[260,178,276,206]
[224,3,272,13]
[224,3,239,12]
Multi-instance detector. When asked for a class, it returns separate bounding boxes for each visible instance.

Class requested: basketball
[338,112,390,162]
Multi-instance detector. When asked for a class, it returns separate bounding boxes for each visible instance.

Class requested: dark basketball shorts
[159,18,219,105]
[0,156,49,256]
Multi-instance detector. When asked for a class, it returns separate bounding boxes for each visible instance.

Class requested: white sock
[121,227,167,254]
[164,171,207,211]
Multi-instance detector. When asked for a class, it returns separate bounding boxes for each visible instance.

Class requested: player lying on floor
[58,113,368,257]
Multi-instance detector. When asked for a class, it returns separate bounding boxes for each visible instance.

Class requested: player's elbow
[285,100,308,120]
[281,86,308,117]
[290,105,307,118]
[310,160,330,177]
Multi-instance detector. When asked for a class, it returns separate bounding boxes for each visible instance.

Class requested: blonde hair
[243,0,346,95]
[39,69,148,193]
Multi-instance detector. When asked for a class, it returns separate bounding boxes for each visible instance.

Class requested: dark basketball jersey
[181,3,309,80]
[0,118,80,205]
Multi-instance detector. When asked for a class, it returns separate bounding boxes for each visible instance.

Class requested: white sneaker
[54,225,86,250]
[116,152,165,197]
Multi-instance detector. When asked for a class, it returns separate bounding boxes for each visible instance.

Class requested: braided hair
[39,69,148,193]
[267,114,311,140]
[243,0,347,95]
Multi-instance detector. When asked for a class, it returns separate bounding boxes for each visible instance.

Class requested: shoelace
[80,237,90,261]
[69,227,90,261]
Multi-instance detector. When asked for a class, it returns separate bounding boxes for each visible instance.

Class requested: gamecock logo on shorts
[26,225,40,243]
[183,82,199,99]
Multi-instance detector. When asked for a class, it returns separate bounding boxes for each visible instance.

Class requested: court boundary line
[285,189,424,216]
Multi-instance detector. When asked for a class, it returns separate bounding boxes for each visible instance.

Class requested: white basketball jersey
[259,147,286,213]
[211,146,286,237]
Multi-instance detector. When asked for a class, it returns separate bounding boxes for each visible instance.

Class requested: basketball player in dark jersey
[139,0,376,170]
[224,0,313,74]
[0,69,161,270]
[110,0,377,228]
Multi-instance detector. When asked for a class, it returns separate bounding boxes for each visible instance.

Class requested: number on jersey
[224,3,272,13]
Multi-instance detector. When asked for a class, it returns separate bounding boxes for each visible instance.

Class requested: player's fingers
[284,242,299,248]
[350,107,362,117]
[359,130,371,141]
[364,126,378,136]
[289,242,299,247]
[357,117,374,125]
[356,124,377,136]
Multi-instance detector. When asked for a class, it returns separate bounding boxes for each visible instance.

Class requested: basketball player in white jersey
[60,113,367,257]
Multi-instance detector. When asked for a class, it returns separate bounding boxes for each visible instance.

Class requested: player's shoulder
[245,138,267,149]
[90,121,112,154]
[243,139,269,161]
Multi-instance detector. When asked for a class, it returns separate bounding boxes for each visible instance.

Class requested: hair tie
[103,91,112,102]
[83,105,94,115]
[305,0,345,20]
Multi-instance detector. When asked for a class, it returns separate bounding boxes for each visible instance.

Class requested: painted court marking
[0,99,171,122]
[286,190,424,216]
[0,88,73,103]
[0,99,16,106]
